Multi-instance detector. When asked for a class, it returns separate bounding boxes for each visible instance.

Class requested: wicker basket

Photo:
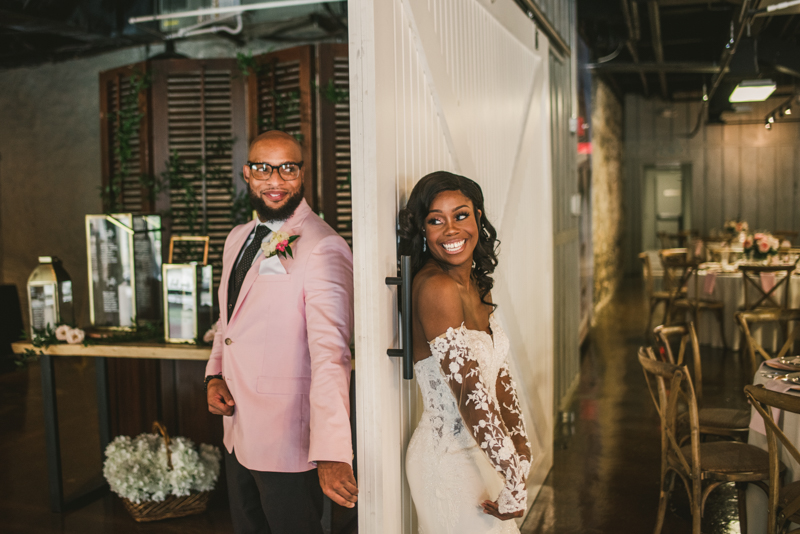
[119,422,212,522]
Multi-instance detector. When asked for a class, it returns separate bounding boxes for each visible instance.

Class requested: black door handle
[386,255,413,379]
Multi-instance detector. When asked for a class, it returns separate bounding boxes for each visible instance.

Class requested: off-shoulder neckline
[428,314,496,346]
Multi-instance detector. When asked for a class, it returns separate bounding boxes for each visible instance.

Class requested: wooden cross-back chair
[744,384,800,534]
[640,252,674,340]
[774,230,799,245]
[660,248,728,349]
[736,309,800,381]
[657,230,698,249]
[653,323,750,441]
[739,263,798,312]
[638,347,772,534]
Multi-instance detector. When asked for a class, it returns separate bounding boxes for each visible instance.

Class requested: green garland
[103,70,151,212]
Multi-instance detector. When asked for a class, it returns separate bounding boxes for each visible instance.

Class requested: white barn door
[348,0,555,532]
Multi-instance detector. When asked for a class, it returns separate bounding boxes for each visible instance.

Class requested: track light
[786,107,792,115]
[766,122,772,130]
[769,115,775,123]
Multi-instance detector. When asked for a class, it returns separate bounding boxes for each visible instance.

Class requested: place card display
[86,214,162,328]
[27,256,74,337]
[162,263,213,343]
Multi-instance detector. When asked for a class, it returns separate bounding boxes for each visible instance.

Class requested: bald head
[248,130,302,161]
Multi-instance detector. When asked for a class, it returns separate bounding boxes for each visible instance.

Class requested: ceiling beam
[586,61,724,73]
[648,1,669,98]
[655,0,742,5]
[0,10,116,43]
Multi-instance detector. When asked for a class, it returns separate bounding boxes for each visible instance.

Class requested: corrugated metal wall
[531,0,574,45]
[549,29,580,413]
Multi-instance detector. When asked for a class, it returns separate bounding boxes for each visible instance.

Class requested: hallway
[523,280,749,534]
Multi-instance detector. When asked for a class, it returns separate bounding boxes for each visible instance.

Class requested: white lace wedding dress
[406,315,531,534]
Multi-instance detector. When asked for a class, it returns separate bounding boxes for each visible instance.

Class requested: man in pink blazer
[205,130,356,534]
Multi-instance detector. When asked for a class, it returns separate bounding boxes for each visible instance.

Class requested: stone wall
[591,78,625,312]
[0,39,279,330]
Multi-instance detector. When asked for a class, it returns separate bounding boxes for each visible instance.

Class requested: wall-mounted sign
[85,214,162,328]
[27,256,74,337]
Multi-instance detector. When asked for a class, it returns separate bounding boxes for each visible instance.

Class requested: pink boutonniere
[261,231,300,259]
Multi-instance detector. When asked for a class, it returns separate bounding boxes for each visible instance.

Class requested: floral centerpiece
[103,422,221,522]
[743,232,781,260]
[723,219,749,234]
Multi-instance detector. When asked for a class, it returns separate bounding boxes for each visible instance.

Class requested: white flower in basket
[103,422,221,521]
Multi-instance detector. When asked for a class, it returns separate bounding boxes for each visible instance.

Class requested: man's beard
[249,182,305,222]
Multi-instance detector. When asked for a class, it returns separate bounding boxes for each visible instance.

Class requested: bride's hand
[481,500,524,521]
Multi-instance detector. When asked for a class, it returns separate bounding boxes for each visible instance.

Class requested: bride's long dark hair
[398,171,499,309]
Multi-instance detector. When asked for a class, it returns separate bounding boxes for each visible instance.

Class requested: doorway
[642,164,693,251]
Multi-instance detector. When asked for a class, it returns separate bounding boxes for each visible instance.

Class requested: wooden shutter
[99,62,153,213]
[151,58,248,291]
[317,44,352,245]
[248,46,317,209]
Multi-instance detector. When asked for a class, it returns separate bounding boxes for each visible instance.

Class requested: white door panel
[349,0,554,532]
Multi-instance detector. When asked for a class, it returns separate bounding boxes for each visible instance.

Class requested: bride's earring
[423,235,427,251]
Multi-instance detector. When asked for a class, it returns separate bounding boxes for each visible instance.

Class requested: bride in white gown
[400,172,531,534]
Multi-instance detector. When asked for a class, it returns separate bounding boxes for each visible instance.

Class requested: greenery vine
[103,69,151,212]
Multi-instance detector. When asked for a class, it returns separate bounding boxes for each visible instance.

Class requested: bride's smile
[425,189,482,268]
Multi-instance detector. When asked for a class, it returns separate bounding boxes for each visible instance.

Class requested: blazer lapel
[228,201,312,323]
[275,199,311,273]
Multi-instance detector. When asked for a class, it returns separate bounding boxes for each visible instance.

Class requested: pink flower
[55,324,71,341]
[744,237,754,249]
[758,239,771,253]
[65,328,85,344]
[754,233,765,241]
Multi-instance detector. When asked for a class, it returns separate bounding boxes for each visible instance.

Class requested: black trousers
[225,448,324,534]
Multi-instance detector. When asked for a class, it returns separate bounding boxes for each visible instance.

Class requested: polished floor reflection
[0,280,752,533]
[522,280,750,534]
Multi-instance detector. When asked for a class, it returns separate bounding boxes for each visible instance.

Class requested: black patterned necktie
[231,225,270,306]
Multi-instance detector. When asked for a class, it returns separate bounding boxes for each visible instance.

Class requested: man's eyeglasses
[246,161,303,181]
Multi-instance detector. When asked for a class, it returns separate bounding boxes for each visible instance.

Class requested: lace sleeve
[429,326,527,514]
[496,361,531,473]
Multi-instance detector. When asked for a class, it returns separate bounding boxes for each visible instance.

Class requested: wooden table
[11,341,210,513]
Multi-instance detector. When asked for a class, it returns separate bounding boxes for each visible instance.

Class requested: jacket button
[225,338,232,345]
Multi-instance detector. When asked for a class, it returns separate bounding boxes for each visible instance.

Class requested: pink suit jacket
[205,199,354,472]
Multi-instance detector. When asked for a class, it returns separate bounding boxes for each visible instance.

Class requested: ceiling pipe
[129,0,344,24]
[683,0,754,137]
[751,0,800,15]
[587,62,724,73]
[620,0,649,95]
[648,1,669,99]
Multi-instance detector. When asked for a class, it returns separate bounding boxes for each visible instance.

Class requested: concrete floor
[0,281,753,533]
[522,280,750,534]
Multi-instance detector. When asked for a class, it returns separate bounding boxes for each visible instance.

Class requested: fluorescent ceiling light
[729,80,777,102]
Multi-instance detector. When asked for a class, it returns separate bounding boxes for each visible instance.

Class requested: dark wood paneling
[174,360,222,447]
[107,358,161,438]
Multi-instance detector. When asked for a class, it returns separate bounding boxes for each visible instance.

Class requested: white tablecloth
[684,270,800,350]
[747,363,800,534]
